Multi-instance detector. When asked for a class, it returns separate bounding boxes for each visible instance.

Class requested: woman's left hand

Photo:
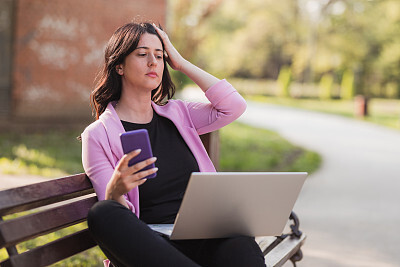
[153,23,186,71]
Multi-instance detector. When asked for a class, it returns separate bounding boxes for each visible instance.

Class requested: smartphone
[120,129,157,179]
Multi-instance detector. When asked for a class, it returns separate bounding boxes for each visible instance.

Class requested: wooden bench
[0,132,306,266]
[0,173,305,267]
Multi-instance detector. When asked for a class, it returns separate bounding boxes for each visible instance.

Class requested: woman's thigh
[88,200,200,267]
[170,236,266,267]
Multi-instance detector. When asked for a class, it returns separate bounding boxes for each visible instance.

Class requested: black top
[121,111,200,224]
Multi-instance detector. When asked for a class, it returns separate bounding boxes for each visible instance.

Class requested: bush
[319,74,334,100]
[341,69,355,100]
[277,66,292,98]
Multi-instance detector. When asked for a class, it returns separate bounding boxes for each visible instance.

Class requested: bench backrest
[0,131,219,266]
[0,173,97,267]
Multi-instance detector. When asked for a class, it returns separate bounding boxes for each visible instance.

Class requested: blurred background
[0,0,399,266]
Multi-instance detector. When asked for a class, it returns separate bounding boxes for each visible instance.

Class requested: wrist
[105,183,120,200]
[105,188,128,207]
[177,58,190,73]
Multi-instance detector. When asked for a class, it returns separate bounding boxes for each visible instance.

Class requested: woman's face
[117,33,164,92]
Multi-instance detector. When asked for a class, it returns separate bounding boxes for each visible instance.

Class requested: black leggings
[87,200,266,267]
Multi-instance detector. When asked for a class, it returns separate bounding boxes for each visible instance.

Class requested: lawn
[219,122,321,173]
[0,131,84,177]
[246,95,400,130]
[0,122,321,266]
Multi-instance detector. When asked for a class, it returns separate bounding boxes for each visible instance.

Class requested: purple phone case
[120,129,157,179]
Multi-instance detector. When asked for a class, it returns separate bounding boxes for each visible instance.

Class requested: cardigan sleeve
[186,79,247,135]
[81,124,136,214]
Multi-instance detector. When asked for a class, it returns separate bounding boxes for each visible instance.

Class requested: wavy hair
[90,22,175,119]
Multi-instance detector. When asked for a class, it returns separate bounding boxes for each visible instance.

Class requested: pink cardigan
[81,79,246,216]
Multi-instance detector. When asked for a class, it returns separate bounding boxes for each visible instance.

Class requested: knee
[88,200,119,222]
[87,200,129,234]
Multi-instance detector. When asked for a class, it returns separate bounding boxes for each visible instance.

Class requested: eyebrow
[136,46,163,52]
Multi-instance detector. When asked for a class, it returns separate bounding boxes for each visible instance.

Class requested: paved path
[239,101,400,267]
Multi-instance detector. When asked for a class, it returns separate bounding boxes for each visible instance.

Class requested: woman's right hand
[105,149,157,205]
[153,24,219,92]
[153,24,186,72]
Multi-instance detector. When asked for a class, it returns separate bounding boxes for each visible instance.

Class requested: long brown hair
[91,22,175,119]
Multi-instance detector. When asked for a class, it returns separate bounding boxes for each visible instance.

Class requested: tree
[168,0,400,98]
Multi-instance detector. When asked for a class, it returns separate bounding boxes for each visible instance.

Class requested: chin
[145,81,162,91]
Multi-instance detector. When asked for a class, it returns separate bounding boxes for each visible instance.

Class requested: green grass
[219,122,321,173]
[247,95,400,129]
[0,131,84,177]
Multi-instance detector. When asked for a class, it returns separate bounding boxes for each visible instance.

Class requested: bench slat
[0,229,96,267]
[0,196,97,248]
[0,174,94,216]
[0,218,17,257]
[264,234,306,267]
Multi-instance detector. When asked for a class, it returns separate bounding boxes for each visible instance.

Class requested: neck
[116,88,153,123]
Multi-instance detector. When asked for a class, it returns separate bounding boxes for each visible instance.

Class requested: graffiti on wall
[13,0,166,120]
[19,14,108,108]
[29,15,104,71]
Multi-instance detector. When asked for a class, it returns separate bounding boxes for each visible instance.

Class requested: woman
[81,22,265,267]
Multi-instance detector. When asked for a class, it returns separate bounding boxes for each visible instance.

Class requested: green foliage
[319,74,334,100]
[169,0,400,99]
[219,122,321,173]
[384,82,399,99]
[341,69,355,100]
[0,131,83,177]
[277,66,292,98]
[170,67,193,91]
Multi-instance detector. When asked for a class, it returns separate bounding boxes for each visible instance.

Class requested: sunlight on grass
[220,122,321,173]
[0,131,83,177]
[13,144,57,166]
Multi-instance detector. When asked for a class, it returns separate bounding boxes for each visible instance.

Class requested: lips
[146,72,158,78]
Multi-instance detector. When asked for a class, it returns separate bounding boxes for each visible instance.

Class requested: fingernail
[151,157,157,161]
[153,167,158,172]
[134,149,141,153]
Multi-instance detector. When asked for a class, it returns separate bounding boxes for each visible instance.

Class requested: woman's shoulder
[81,119,107,141]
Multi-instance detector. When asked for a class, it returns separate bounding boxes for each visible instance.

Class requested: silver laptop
[148,172,307,240]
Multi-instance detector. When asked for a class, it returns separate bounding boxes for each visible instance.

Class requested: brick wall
[0,0,14,120]
[10,0,166,127]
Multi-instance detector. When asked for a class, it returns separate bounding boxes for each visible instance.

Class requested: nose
[148,54,157,67]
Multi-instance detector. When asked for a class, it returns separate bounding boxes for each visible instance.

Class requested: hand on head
[153,23,187,72]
